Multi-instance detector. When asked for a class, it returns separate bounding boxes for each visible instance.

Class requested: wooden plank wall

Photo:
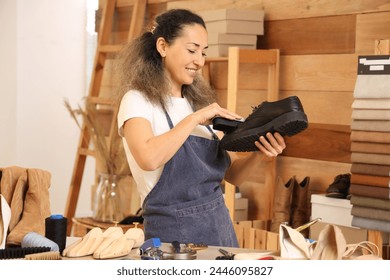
[165,0,390,220]
[98,0,390,220]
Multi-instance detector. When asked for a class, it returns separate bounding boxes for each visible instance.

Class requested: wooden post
[203,48,280,223]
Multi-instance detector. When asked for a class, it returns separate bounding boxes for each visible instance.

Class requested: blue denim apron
[142,111,239,247]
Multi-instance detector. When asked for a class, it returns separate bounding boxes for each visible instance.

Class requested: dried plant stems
[64,98,117,175]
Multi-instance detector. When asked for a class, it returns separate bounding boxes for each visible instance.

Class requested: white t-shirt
[117,90,215,204]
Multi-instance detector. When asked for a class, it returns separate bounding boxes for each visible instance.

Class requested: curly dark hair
[115,9,216,111]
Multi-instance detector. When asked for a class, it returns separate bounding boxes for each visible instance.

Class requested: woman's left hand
[254,132,286,159]
[224,132,286,185]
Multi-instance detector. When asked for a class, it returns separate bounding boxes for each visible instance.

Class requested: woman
[116,9,285,247]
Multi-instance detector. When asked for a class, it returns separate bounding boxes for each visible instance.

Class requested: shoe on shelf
[219,96,308,152]
[325,173,351,199]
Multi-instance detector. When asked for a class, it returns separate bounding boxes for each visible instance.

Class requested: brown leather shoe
[326,173,351,199]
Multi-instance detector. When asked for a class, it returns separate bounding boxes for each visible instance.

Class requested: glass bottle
[92,173,125,223]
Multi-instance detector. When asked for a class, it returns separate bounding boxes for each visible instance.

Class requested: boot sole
[220,111,308,152]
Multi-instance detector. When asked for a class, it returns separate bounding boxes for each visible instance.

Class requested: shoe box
[310,221,368,244]
[198,8,264,57]
[310,194,368,243]
[311,194,353,227]
[221,185,248,221]
[234,198,249,222]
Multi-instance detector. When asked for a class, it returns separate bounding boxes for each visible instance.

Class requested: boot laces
[246,104,262,119]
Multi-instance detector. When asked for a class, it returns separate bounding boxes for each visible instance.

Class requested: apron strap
[206,125,219,141]
[164,110,175,129]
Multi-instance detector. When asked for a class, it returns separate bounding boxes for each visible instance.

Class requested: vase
[92,173,126,223]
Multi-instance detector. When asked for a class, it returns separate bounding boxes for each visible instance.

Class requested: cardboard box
[208,33,257,45]
[234,198,248,222]
[311,194,353,227]
[310,221,368,244]
[205,20,264,35]
[207,44,256,57]
[199,8,264,22]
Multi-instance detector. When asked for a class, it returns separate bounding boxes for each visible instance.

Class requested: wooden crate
[234,220,279,253]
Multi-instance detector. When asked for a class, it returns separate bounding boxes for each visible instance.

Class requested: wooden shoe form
[62,227,103,257]
[102,227,123,238]
[124,225,144,248]
[93,236,135,259]
[93,227,124,258]
[63,226,139,259]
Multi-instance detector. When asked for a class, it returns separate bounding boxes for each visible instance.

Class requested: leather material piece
[311,224,346,260]
[8,173,28,232]
[279,223,313,259]
[0,166,26,205]
[5,168,51,246]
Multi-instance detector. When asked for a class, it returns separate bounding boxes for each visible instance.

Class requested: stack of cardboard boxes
[198,8,265,57]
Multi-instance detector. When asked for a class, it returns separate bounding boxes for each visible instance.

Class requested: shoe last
[124,225,145,248]
[93,235,134,259]
[62,227,104,257]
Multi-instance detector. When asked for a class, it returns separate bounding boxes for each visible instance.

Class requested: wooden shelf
[203,47,280,221]
[283,122,351,163]
[71,217,142,237]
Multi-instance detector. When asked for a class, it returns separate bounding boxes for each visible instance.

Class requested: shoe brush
[0,246,51,259]
[25,251,61,260]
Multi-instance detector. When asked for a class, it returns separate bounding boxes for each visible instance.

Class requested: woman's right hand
[192,102,243,126]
